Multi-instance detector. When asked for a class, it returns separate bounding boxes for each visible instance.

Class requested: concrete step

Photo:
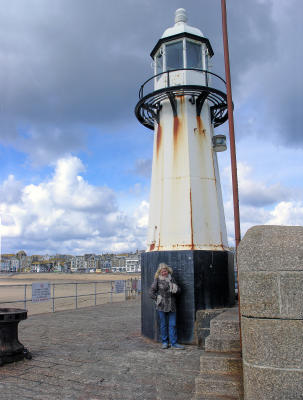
[200,353,242,376]
[205,337,241,353]
[194,373,243,399]
[209,309,240,339]
[210,320,240,338]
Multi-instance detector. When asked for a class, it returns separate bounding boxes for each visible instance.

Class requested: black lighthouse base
[141,250,235,344]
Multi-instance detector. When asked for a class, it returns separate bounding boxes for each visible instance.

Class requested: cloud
[233,0,303,145]
[0,155,147,254]
[1,0,298,165]
[16,126,87,167]
[0,174,22,204]
[237,162,290,207]
[222,160,303,245]
[266,201,303,226]
[132,158,152,178]
[133,200,149,229]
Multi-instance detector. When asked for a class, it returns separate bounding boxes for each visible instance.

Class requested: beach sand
[0,272,140,315]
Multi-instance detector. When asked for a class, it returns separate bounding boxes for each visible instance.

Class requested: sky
[0,0,302,255]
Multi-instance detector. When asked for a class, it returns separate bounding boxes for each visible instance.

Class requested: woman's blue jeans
[158,311,177,345]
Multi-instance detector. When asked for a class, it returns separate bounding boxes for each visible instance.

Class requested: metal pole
[24,284,27,310]
[52,283,55,312]
[221,0,242,351]
[221,0,241,249]
[75,283,78,309]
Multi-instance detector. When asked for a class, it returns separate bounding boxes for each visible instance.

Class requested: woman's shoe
[162,343,169,349]
[171,343,184,350]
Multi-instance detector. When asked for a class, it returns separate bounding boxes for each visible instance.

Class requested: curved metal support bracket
[142,103,162,124]
[210,103,228,126]
[167,92,177,117]
[189,95,196,105]
[196,91,208,117]
[135,85,228,130]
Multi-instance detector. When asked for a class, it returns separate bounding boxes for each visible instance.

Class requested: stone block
[239,226,303,400]
[196,309,225,329]
[195,328,212,349]
[238,225,303,272]
[205,337,241,353]
[195,374,243,398]
[243,363,303,400]
[239,271,280,318]
[210,318,240,338]
[239,270,303,319]
[242,316,303,369]
[279,271,303,318]
[200,353,242,375]
[195,308,225,348]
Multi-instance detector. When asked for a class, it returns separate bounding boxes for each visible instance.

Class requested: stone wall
[238,225,303,400]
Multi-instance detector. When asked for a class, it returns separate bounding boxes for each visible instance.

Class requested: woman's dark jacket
[149,275,180,312]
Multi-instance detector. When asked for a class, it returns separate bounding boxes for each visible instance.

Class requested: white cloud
[266,201,303,226]
[132,158,152,178]
[221,160,303,245]
[0,155,147,254]
[237,162,290,206]
[133,200,149,229]
[0,174,22,204]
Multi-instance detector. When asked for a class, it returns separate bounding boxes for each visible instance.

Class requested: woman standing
[150,263,184,349]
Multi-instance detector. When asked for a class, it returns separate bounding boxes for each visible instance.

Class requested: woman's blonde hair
[154,262,173,278]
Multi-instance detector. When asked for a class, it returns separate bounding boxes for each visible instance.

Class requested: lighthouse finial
[175,8,187,24]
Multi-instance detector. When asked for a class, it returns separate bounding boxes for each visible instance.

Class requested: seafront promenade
[0,299,203,400]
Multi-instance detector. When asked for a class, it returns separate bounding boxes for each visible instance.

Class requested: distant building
[0,250,144,273]
[125,258,141,273]
[0,255,20,272]
[71,256,87,272]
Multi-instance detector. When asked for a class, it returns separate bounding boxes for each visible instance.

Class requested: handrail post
[24,284,27,310]
[52,283,55,312]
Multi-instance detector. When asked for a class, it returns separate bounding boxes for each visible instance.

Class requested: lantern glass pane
[166,41,183,70]
[186,41,202,69]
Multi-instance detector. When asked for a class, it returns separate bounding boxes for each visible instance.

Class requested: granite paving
[0,299,203,400]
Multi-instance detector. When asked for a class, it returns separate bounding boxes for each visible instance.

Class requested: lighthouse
[135,9,235,344]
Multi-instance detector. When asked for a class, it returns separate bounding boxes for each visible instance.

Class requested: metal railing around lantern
[135,68,229,130]
[138,68,226,99]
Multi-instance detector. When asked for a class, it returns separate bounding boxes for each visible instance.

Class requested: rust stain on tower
[196,116,206,135]
[173,96,185,165]
[173,116,180,149]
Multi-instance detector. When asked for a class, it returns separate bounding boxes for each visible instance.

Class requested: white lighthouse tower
[135,9,235,343]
